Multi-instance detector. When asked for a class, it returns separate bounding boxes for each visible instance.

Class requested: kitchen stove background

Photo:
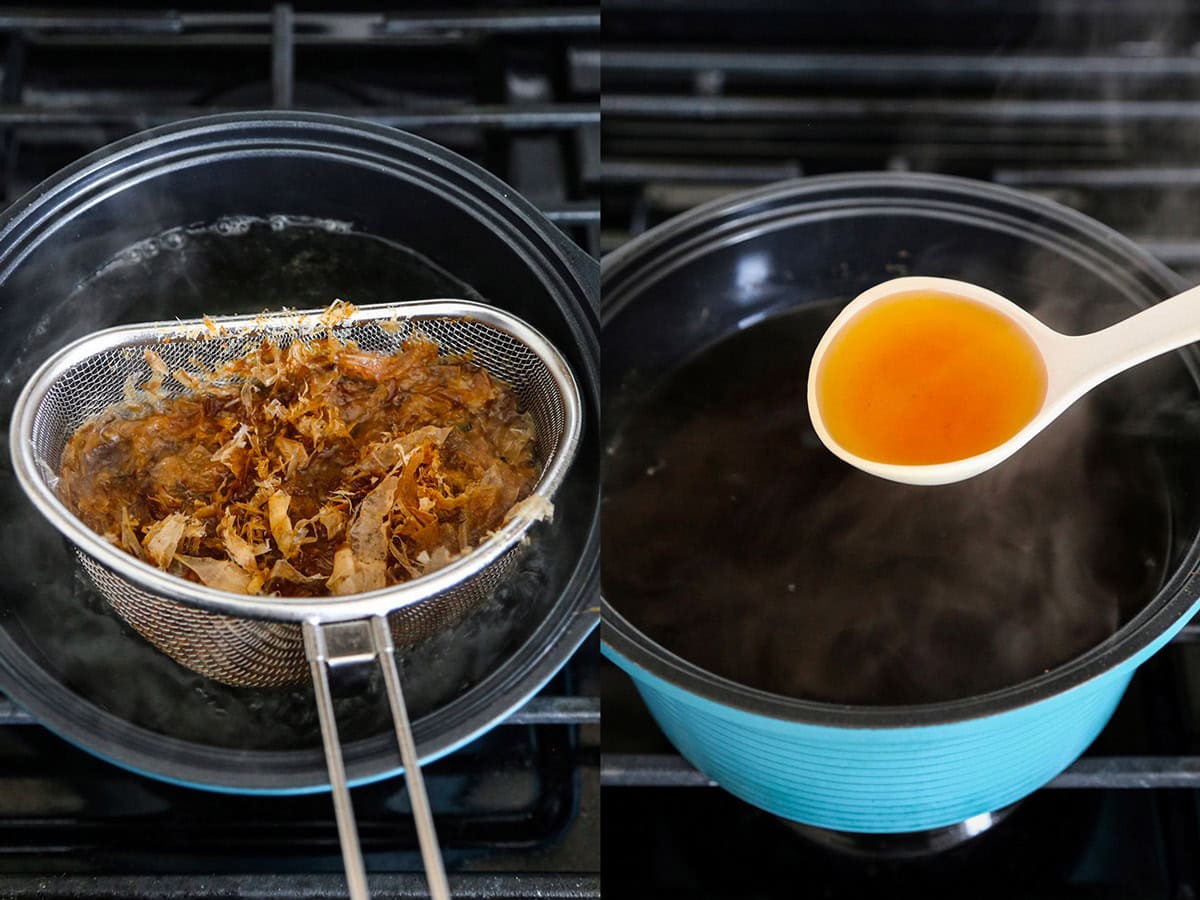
[0,4,599,899]
[601,2,1200,897]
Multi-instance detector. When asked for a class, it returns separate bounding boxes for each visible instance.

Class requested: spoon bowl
[808,275,1200,485]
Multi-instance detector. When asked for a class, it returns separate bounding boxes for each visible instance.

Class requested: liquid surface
[816,291,1048,465]
[604,307,1168,706]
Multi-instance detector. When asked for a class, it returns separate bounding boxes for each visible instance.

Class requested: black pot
[0,112,598,793]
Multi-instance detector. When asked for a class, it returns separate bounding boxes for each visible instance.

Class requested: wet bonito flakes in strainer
[11,299,581,689]
[58,301,544,601]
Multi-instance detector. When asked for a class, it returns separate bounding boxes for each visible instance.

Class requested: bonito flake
[58,312,543,597]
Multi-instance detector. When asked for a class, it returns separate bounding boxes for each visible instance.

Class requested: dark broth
[603,306,1169,706]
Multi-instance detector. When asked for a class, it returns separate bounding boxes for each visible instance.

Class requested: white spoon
[807,275,1200,486]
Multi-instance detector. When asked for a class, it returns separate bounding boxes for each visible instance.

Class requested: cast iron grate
[0,4,600,257]
[602,0,1200,281]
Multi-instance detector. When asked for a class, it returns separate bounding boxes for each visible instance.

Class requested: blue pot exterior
[603,608,1195,833]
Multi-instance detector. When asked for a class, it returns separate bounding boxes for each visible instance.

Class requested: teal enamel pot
[601,173,1200,833]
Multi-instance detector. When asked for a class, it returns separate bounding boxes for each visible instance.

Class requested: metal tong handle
[303,618,452,900]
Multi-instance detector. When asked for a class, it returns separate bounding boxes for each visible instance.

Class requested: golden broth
[816,290,1048,465]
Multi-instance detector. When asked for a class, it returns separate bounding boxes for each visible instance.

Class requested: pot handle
[303,618,452,900]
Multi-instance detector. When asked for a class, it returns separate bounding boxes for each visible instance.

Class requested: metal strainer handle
[303,618,452,900]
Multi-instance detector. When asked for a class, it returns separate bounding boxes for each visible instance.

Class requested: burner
[780,803,1019,859]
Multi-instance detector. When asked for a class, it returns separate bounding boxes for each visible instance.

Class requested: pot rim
[601,171,1200,730]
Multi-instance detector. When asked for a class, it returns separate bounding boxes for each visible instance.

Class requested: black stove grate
[0,4,600,257]
[0,636,600,899]
[0,647,600,898]
[602,0,1200,282]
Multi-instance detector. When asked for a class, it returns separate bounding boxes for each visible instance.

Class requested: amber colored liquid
[816,290,1048,465]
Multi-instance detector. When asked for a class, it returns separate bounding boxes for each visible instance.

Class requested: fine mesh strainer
[10,300,583,900]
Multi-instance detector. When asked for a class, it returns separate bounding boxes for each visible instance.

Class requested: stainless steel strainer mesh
[10,300,583,900]
[15,300,578,686]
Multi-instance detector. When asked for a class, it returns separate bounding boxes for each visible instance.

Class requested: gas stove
[601,2,1200,897]
[0,4,598,899]
[0,636,598,899]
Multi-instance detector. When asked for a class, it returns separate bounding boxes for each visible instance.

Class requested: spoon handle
[1057,282,1200,390]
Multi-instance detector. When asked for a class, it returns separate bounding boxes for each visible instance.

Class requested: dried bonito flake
[58,320,542,597]
[142,512,200,568]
